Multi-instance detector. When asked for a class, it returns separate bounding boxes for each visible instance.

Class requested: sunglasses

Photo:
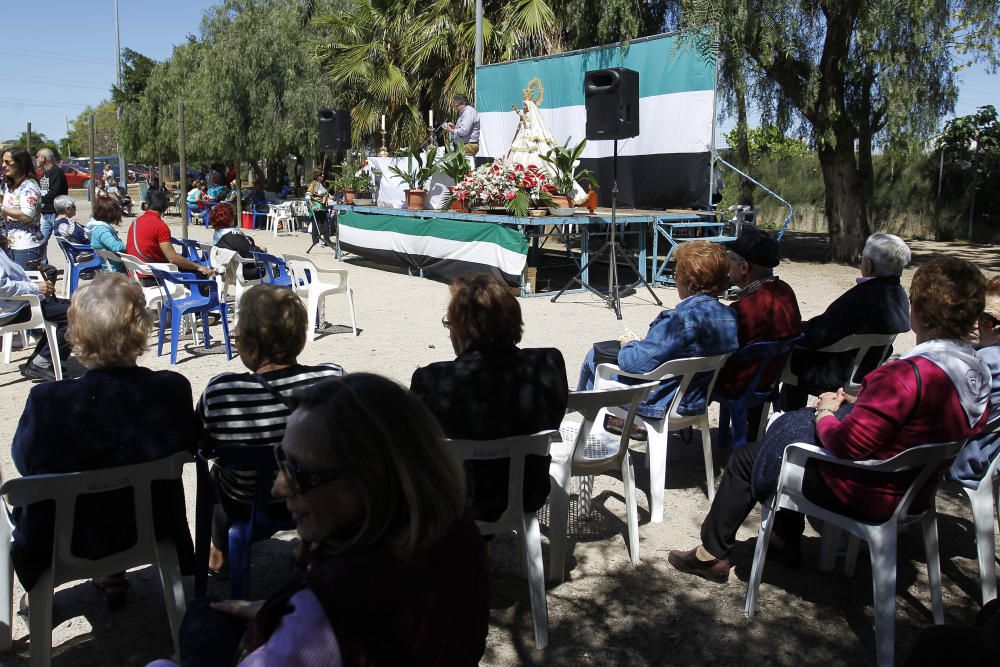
[979,313,1000,328]
[273,444,342,495]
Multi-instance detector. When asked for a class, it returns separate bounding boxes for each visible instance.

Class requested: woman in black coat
[410,274,568,522]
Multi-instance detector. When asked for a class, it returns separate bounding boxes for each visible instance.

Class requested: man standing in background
[443,94,480,156]
[35,149,67,264]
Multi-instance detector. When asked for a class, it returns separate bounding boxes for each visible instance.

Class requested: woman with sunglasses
[154,373,489,666]
[1,148,45,270]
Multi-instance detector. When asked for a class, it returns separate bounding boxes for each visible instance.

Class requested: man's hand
[443,122,455,132]
[618,334,639,345]
[196,265,214,278]
[36,280,56,297]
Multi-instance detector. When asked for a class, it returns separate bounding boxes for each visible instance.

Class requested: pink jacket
[816,356,987,520]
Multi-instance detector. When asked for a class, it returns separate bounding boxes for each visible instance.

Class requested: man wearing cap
[714,226,802,410]
[779,233,911,410]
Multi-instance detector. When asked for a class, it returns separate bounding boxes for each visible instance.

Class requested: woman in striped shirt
[197,285,345,575]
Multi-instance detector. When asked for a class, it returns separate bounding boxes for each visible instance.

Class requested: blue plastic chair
[179,238,210,266]
[251,251,292,287]
[56,238,102,298]
[149,268,233,365]
[251,200,272,229]
[713,337,801,448]
[194,445,295,599]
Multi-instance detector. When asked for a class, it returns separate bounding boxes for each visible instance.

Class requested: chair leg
[169,311,182,365]
[964,485,999,604]
[744,499,777,618]
[347,287,358,335]
[578,475,594,518]
[43,322,62,381]
[646,425,668,523]
[228,522,253,600]
[27,571,55,667]
[156,306,167,357]
[2,332,13,364]
[869,530,898,667]
[306,293,319,343]
[717,400,731,450]
[155,540,187,658]
[0,532,12,653]
[920,511,945,624]
[200,313,211,349]
[622,452,640,565]
[698,416,715,502]
[845,534,862,578]
[219,305,233,360]
[820,524,841,572]
[547,465,571,583]
[520,513,548,649]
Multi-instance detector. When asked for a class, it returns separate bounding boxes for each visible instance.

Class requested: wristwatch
[815,408,836,420]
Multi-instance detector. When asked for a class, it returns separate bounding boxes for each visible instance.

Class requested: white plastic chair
[594,353,731,523]
[284,254,357,341]
[0,270,64,381]
[782,332,898,397]
[266,202,294,237]
[744,440,965,667]
[0,451,193,664]
[449,430,559,649]
[549,382,657,583]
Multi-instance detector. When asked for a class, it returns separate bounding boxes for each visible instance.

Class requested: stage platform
[331,204,735,296]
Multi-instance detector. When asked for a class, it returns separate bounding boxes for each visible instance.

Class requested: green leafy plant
[540,138,599,197]
[438,142,473,183]
[387,146,440,190]
[335,159,371,192]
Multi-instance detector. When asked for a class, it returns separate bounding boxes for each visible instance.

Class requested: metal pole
[26,122,31,155]
[936,148,944,202]
[88,115,96,203]
[475,0,483,68]
[179,100,188,239]
[114,0,126,190]
[65,117,72,158]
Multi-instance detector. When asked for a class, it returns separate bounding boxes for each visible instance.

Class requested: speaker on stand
[551,68,661,318]
[311,108,352,253]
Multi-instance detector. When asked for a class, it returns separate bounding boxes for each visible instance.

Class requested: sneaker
[20,359,57,382]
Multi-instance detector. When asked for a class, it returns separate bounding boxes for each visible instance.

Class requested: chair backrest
[448,430,559,533]
[201,445,288,538]
[56,238,94,265]
[596,352,732,421]
[565,383,657,471]
[252,251,291,286]
[94,248,123,266]
[815,332,898,396]
[150,268,215,308]
[1,452,192,586]
[284,255,320,288]
[726,336,801,404]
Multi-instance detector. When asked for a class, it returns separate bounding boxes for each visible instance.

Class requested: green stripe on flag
[339,210,529,256]
[476,31,715,113]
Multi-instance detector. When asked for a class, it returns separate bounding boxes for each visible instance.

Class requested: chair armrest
[1,294,42,308]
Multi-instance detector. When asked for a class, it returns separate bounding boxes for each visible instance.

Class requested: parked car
[60,163,91,189]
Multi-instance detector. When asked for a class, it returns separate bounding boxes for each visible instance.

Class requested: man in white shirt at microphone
[443,94,480,156]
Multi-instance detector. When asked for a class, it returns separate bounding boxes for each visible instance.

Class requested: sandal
[92,573,130,611]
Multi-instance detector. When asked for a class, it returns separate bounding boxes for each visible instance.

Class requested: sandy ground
[0,199,995,666]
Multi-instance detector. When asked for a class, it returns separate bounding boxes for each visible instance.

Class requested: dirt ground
[0,200,995,666]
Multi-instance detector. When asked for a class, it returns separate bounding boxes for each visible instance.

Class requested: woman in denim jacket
[578,241,739,423]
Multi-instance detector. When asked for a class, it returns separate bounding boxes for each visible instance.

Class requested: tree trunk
[234,155,243,228]
[734,77,754,207]
[856,131,874,225]
[818,140,871,263]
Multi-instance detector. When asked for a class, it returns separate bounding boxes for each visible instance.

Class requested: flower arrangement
[444,160,555,217]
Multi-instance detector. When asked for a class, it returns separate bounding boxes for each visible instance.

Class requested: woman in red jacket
[669,256,991,582]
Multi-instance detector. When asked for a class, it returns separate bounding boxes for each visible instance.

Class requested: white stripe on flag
[479,89,714,158]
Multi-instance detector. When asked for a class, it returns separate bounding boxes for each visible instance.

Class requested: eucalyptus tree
[682,0,1000,261]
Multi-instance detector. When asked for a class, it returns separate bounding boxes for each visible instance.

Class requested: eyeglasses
[273,444,342,495]
[441,315,451,329]
[979,313,1000,328]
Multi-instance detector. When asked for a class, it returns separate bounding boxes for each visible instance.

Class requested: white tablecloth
[368,155,473,209]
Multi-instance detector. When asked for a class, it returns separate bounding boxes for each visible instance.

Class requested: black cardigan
[11,366,197,591]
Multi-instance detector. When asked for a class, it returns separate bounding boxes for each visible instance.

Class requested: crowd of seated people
[6,204,1000,665]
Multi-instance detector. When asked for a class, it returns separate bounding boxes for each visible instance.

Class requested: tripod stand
[550,139,661,319]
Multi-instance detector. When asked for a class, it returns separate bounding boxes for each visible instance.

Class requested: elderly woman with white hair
[52,195,90,244]
[780,232,913,410]
[10,273,196,609]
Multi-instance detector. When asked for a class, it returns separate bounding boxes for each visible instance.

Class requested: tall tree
[682,0,1000,261]
[66,100,119,156]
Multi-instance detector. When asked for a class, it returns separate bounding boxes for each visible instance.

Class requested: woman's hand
[210,599,264,620]
[838,388,856,404]
[812,391,845,413]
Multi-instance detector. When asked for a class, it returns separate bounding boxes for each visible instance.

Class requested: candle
[381,114,386,132]
[429,109,433,127]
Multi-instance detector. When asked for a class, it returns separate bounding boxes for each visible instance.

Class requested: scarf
[902,339,990,428]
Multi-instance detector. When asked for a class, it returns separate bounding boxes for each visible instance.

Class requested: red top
[125,210,170,269]
[715,278,802,397]
[816,356,988,521]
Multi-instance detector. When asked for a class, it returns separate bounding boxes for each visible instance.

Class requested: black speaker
[318,108,351,150]
[584,68,639,140]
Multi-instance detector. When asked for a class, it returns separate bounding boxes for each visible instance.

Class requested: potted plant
[387,147,440,210]
[353,166,376,206]
[540,138,599,215]
[335,159,368,205]
[438,143,473,211]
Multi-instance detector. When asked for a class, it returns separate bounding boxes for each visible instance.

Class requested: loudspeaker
[584,68,639,140]
[318,108,351,150]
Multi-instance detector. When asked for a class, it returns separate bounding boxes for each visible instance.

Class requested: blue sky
[1,2,997,146]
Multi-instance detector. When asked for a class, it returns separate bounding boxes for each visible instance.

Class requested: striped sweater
[197,363,346,504]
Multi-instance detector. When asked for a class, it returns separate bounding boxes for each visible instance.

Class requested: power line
[0,98,96,110]
[0,76,111,92]
[0,48,114,65]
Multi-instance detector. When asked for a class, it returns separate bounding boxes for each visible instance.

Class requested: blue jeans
[40,213,56,263]
[578,347,598,391]
[10,245,45,271]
